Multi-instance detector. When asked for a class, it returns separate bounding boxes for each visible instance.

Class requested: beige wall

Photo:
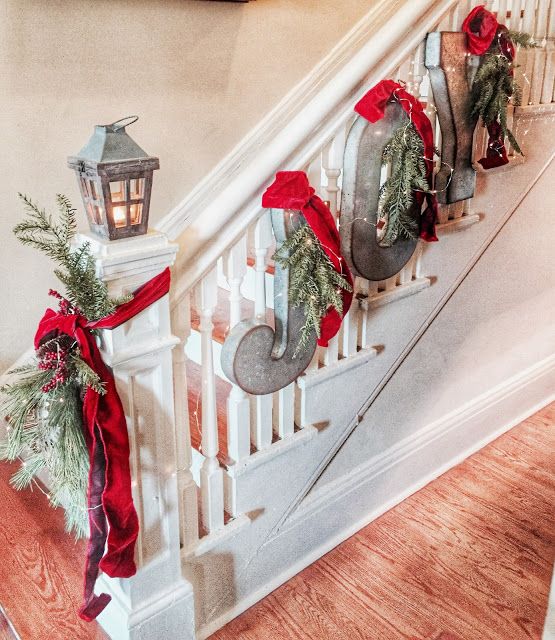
[0,0,372,369]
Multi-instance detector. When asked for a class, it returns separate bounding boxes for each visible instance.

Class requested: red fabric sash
[262,171,353,347]
[354,80,439,242]
[34,267,171,621]
[462,5,499,55]
[463,7,516,169]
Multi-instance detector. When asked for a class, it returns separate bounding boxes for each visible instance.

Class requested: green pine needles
[471,30,536,155]
[378,122,429,246]
[14,194,130,320]
[1,194,131,538]
[273,224,352,356]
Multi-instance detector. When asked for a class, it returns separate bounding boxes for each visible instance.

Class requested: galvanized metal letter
[221,209,317,395]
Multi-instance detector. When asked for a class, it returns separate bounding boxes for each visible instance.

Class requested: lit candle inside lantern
[113,205,127,227]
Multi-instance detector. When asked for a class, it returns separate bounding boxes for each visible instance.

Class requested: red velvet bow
[262,171,353,347]
[34,267,171,621]
[354,79,439,242]
[462,5,499,55]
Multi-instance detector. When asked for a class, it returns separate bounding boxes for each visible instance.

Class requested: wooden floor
[0,462,107,640]
[212,403,555,640]
[0,405,552,640]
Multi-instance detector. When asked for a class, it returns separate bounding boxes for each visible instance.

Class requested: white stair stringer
[180,115,555,637]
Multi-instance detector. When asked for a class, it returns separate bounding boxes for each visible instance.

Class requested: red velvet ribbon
[34,267,171,621]
[354,80,439,242]
[261,171,353,347]
[463,6,516,169]
[462,5,499,55]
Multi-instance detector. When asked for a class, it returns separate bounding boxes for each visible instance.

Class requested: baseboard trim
[198,353,555,639]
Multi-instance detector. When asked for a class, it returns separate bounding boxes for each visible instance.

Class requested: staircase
[2,0,555,638]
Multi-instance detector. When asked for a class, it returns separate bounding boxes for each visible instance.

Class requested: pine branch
[378,122,428,246]
[507,30,537,49]
[14,194,132,320]
[273,224,352,356]
[471,29,534,156]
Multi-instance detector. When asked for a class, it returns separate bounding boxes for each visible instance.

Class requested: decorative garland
[1,195,129,537]
[1,194,171,621]
[355,80,440,243]
[262,171,354,355]
[378,121,430,246]
[463,6,536,169]
[273,223,352,355]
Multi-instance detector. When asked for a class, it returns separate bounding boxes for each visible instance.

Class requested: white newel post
[78,230,196,640]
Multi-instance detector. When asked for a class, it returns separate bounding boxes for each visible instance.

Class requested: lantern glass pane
[80,177,90,198]
[129,203,143,225]
[94,205,103,225]
[129,178,145,200]
[89,180,99,200]
[110,180,126,203]
[113,205,127,228]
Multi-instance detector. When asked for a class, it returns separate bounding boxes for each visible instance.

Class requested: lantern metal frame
[68,116,159,241]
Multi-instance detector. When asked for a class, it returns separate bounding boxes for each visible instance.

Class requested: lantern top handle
[106,115,139,132]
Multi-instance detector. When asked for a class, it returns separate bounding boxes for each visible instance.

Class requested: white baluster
[448,4,460,30]
[396,59,412,86]
[437,204,450,225]
[224,236,251,463]
[530,0,549,105]
[498,0,510,23]
[321,127,346,367]
[195,268,224,533]
[251,212,274,451]
[517,0,537,106]
[398,261,413,285]
[273,382,295,439]
[253,212,273,320]
[356,278,369,350]
[340,301,359,358]
[322,128,346,218]
[250,394,273,450]
[385,275,397,292]
[172,294,199,550]
[412,242,425,279]
[541,2,555,103]
[522,0,537,35]
[408,42,425,98]
[360,281,378,349]
[457,0,473,29]
[306,155,323,197]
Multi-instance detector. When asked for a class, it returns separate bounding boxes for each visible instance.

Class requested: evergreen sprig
[14,194,131,320]
[378,122,429,246]
[471,30,536,155]
[273,224,352,356]
[1,194,130,537]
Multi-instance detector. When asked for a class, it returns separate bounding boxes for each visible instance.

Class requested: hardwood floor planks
[0,403,552,640]
[212,403,555,640]
[0,461,107,640]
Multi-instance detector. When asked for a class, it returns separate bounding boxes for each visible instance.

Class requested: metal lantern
[68,116,159,240]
